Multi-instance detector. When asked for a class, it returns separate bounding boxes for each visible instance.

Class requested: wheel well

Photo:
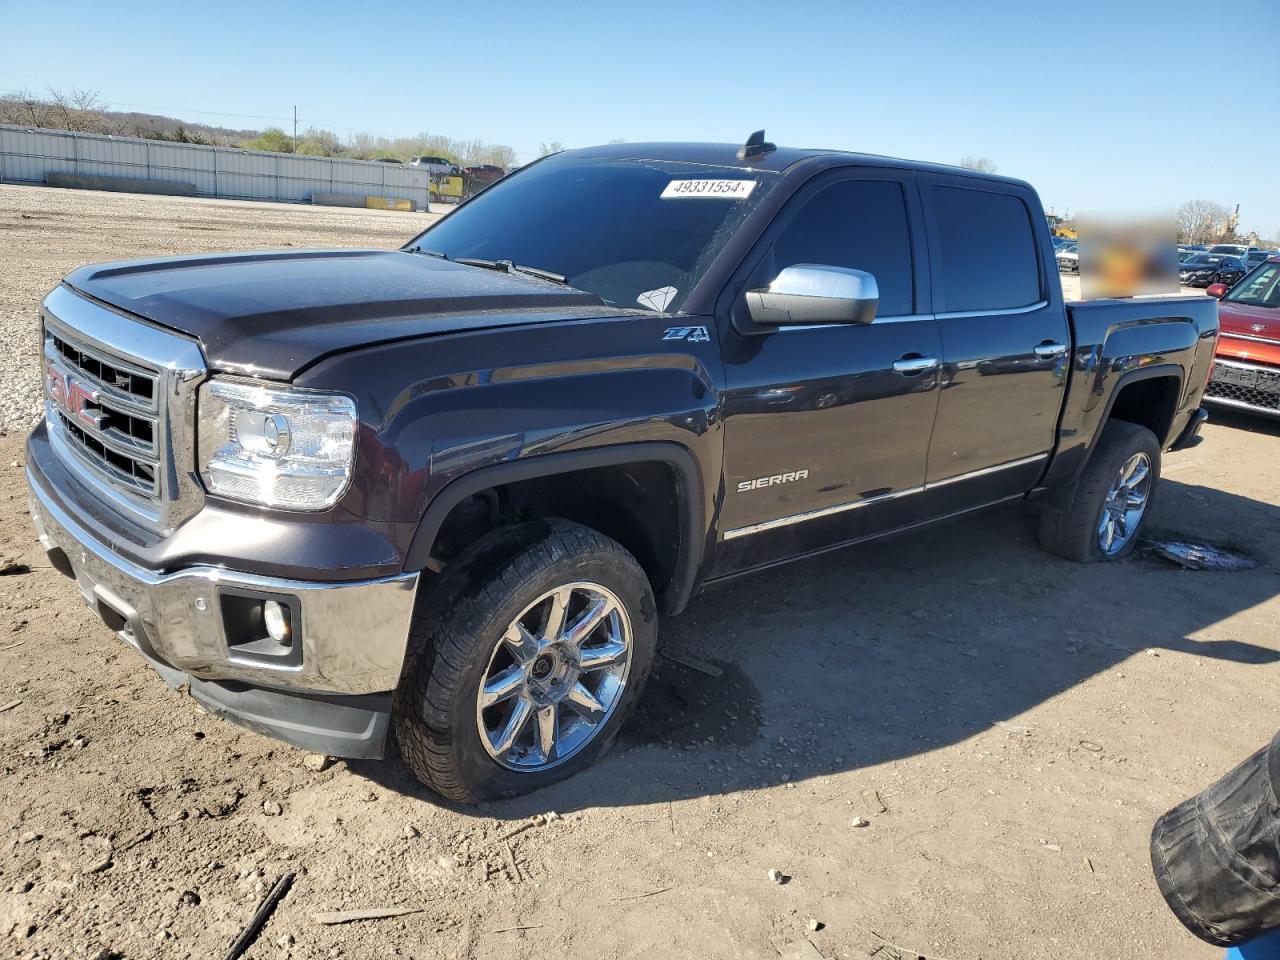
[427,461,684,602]
[1107,375,1181,445]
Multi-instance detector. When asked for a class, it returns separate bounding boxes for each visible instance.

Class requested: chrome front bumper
[28,467,419,696]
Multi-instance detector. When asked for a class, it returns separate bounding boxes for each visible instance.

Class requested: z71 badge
[662,325,711,343]
[737,470,809,493]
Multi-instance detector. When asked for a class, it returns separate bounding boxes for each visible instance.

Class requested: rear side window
[931,185,1041,312]
[771,179,915,317]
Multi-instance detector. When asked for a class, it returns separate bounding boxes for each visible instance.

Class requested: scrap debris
[609,886,673,902]
[992,720,1031,736]
[223,871,294,960]
[659,651,724,678]
[1141,538,1257,571]
[313,905,427,925]
[862,789,888,814]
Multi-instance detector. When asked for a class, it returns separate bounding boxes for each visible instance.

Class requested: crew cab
[26,136,1218,801]
[1205,256,1280,417]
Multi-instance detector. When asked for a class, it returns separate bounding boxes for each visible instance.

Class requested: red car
[1205,256,1280,418]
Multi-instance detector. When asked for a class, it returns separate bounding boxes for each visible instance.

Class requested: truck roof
[568,141,1033,189]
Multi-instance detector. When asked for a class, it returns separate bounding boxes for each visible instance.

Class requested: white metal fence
[0,124,432,205]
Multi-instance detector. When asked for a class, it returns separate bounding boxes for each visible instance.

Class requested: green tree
[241,127,294,154]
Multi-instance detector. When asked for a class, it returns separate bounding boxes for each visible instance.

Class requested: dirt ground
[0,183,1277,960]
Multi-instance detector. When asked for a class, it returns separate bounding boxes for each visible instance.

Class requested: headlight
[197,378,357,510]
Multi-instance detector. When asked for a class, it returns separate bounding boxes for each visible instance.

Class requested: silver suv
[409,155,460,177]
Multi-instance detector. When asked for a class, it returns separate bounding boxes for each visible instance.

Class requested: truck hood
[64,249,620,379]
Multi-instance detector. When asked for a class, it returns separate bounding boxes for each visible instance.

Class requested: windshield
[1226,263,1280,307]
[1185,256,1222,267]
[1208,245,1245,255]
[405,155,780,312]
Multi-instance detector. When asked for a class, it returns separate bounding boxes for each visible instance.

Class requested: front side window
[766,179,915,317]
[931,185,1041,313]
[406,156,780,312]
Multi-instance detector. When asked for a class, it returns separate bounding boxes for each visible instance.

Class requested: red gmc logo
[47,364,103,430]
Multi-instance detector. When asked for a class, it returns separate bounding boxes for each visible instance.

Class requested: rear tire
[1038,420,1160,563]
[393,520,657,803]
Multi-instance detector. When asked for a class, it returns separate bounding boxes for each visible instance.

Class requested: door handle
[1034,342,1068,359]
[893,356,939,375]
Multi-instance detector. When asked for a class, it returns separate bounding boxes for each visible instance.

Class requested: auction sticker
[661,179,757,199]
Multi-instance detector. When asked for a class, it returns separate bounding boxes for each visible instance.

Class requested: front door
[711,170,942,577]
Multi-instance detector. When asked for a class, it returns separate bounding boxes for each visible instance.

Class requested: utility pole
[293,105,297,150]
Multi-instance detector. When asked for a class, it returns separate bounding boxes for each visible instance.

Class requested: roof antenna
[737,130,776,161]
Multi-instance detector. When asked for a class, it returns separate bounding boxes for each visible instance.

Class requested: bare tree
[539,141,564,157]
[46,87,104,131]
[959,155,998,173]
[0,89,55,127]
[1176,199,1232,244]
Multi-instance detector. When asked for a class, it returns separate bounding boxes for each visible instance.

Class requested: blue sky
[3,0,1278,235]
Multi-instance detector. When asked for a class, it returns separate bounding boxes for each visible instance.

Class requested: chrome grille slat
[50,386,157,459]
[55,411,158,497]
[48,330,157,412]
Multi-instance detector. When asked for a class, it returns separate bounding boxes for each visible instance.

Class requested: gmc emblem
[48,364,105,430]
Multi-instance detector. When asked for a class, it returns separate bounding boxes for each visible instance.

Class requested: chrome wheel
[1097,452,1152,556]
[476,582,632,772]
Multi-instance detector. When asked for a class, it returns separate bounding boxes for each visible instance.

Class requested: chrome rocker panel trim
[722,453,1049,540]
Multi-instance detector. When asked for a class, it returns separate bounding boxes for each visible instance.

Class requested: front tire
[1038,420,1160,562]
[393,520,657,803]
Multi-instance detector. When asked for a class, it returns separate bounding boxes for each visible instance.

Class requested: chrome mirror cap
[746,264,879,326]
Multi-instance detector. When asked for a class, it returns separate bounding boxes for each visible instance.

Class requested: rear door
[918,175,1069,507]
[711,169,942,576]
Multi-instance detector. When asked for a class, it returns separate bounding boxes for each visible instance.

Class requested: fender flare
[403,442,706,614]
[1040,363,1185,512]
[1088,363,1185,453]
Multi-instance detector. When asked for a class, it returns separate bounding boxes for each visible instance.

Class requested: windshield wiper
[410,247,449,259]
[455,257,569,285]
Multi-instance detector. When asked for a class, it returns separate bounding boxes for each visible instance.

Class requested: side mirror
[746,265,879,326]
[1206,283,1228,300]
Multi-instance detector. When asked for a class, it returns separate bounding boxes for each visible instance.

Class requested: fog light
[263,601,291,644]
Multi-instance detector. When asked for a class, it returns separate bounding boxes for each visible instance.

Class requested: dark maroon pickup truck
[27,135,1217,801]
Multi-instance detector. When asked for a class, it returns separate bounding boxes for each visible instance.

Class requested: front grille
[40,285,207,532]
[1206,362,1280,413]
[45,326,162,503]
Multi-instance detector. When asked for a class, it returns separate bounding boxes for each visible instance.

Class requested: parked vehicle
[1244,249,1276,270]
[1056,241,1079,273]
[373,157,403,164]
[1207,243,1255,260]
[410,155,461,177]
[462,164,506,196]
[1178,250,1200,263]
[27,137,1217,801]
[1204,256,1280,418]
[1180,254,1248,288]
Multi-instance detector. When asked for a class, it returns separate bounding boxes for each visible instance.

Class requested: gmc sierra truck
[27,135,1218,801]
